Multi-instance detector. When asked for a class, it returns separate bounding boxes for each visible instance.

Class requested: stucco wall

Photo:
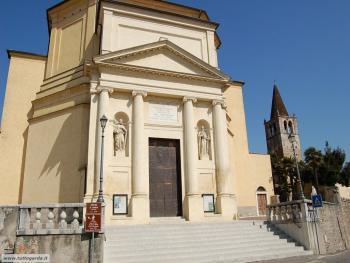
[21,105,89,203]
[225,84,273,217]
[0,54,46,205]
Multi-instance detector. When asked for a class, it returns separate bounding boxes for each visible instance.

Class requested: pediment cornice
[93,40,231,83]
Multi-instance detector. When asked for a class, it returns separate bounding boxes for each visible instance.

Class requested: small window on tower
[284,121,288,131]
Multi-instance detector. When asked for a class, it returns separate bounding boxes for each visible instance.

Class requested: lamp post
[288,132,305,200]
[97,115,108,203]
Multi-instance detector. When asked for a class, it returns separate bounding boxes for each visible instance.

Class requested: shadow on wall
[35,107,89,203]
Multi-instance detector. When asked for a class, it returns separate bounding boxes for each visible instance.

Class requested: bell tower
[264,84,302,160]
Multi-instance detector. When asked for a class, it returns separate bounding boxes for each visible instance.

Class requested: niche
[112,112,129,157]
[197,119,212,160]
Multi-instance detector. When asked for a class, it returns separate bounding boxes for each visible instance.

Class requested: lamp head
[100,115,108,129]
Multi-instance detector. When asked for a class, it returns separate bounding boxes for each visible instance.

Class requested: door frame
[256,189,268,216]
[148,137,183,217]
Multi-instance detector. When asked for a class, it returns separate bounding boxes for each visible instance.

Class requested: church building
[0,0,273,223]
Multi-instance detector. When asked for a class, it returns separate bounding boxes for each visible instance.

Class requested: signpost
[85,203,102,263]
[312,194,323,208]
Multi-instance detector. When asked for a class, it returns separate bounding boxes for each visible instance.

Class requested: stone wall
[267,198,350,255]
[0,206,18,255]
[316,202,348,254]
[15,234,103,263]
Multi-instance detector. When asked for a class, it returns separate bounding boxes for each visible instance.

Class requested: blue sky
[0,0,349,160]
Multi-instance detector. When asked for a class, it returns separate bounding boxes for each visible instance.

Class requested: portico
[86,40,237,223]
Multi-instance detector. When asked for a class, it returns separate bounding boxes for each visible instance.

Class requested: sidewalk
[256,250,350,263]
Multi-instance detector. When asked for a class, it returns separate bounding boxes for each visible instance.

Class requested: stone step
[105,231,277,243]
[104,235,287,249]
[104,238,296,255]
[106,228,274,238]
[104,244,310,262]
[106,224,268,233]
[105,233,280,246]
[149,217,187,224]
[104,221,311,263]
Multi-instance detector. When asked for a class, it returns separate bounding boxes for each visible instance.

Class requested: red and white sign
[85,203,102,232]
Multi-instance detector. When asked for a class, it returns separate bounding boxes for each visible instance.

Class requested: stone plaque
[149,103,178,123]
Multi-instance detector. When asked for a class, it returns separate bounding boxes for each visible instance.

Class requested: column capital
[212,99,227,109]
[183,97,197,103]
[95,86,114,95]
[132,90,147,98]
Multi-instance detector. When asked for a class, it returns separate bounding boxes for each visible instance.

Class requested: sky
[0,0,349,160]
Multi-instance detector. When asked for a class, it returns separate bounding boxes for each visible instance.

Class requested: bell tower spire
[264,83,302,160]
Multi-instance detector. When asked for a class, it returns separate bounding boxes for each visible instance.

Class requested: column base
[216,194,237,220]
[131,194,150,224]
[184,194,204,221]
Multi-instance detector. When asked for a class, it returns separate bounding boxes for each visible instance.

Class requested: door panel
[257,194,267,215]
[149,138,182,217]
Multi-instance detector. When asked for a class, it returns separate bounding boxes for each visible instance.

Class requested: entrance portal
[149,138,182,217]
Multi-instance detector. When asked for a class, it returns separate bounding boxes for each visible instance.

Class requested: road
[256,250,350,263]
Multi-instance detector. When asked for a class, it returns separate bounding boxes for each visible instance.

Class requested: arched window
[197,119,211,160]
[257,186,266,192]
[288,121,294,134]
[284,121,288,131]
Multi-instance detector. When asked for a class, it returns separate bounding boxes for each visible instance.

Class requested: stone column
[94,86,112,197]
[131,90,148,222]
[183,97,203,221]
[212,99,236,219]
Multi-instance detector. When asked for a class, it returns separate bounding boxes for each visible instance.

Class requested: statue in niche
[112,119,127,156]
[198,126,210,160]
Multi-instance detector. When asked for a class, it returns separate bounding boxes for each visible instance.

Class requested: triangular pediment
[94,40,230,81]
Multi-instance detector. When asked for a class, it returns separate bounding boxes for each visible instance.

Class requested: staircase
[104,219,312,263]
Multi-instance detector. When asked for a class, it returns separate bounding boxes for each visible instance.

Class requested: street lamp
[97,115,108,203]
[288,132,305,200]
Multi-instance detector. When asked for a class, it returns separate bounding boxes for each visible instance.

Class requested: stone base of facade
[216,194,237,219]
[184,194,204,221]
[130,194,150,224]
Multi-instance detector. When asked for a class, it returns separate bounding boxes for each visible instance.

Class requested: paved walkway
[256,250,350,263]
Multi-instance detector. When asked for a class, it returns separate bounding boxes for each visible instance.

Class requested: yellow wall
[45,0,98,82]
[0,53,46,205]
[225,83,274,216]
[21,105,89,203]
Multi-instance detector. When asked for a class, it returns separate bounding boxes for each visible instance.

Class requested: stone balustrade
[17,203,84,235]
[267,199,313,224]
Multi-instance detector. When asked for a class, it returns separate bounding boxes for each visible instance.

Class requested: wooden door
[149,138,182,217]
[257,194,267,215]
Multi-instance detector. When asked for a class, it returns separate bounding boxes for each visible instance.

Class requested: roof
[47,0,222,48]
[7,50,47,60]
[270,84,289,119]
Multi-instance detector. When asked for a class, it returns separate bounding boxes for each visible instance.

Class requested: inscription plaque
[149,103,178,123]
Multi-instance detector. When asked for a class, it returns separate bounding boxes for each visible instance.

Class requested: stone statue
[198,126,210,160]
[112,119,127,156]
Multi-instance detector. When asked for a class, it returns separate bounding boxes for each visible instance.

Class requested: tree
[304,147,323,192]
[319,142,346,186]
[339,162,350,187]
[270,154,296,201]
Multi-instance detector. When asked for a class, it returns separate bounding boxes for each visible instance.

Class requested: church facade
[0,0,273,223]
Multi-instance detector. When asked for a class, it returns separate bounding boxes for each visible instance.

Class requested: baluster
[34,208,41,230]
[71,209,80,230]
[286,205,292,220]
[59,209,67,229]
[47,208,55,229]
